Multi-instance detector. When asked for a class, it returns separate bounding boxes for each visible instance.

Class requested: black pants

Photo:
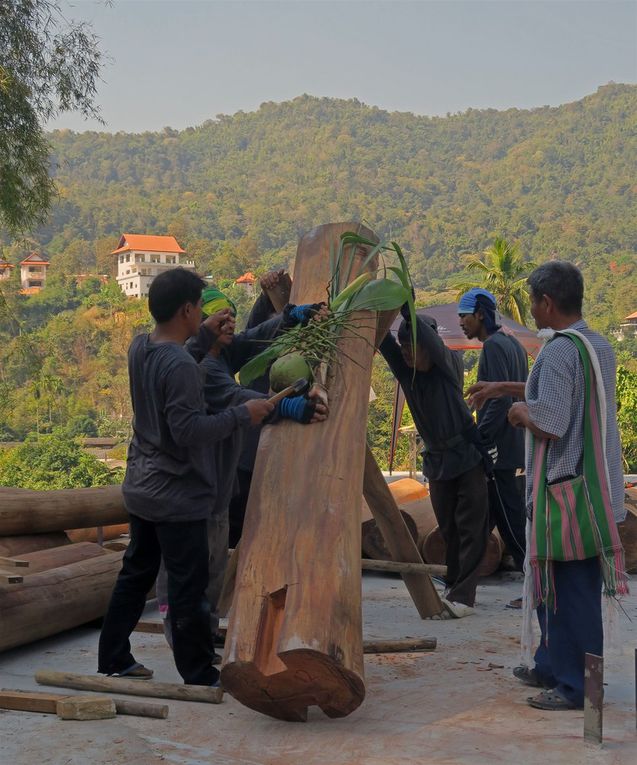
[428,464,489,607]
[488,469,527,572]
[98,514,218,686]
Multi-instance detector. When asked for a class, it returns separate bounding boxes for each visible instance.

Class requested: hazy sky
[48,0,637,133]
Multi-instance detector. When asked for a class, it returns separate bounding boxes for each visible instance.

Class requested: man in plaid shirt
[467,261,625,710]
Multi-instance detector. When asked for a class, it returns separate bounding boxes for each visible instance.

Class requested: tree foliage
[0,0,102,231]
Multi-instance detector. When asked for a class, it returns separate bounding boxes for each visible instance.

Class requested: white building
[112,234,196,298]
[20,252,49,293]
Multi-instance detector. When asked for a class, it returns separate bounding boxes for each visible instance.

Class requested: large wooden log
[0,533,70,557]
[221,222,377,722]
[0,484,127,535]
[0,550,123,652]
[361,499,417,560]
[420,526,505,577]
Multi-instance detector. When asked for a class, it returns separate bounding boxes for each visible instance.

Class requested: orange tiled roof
[235,271,256,284]
[20,252,49,266]
[20,287,43,295]
[111,234,186,256]
[0,259,14,269]
[625,311,637,320]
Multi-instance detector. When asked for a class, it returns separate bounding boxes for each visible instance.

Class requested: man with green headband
[156,275,329,657]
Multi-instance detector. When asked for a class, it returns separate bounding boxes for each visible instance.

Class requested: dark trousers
[533,557,602,708]
[488,469,526,571]
[428,463,489,607]
[98,514,218,686]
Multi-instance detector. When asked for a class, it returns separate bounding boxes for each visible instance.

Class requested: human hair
[148,268,206,323]
[527,260,584,314]
[474,293,500,333]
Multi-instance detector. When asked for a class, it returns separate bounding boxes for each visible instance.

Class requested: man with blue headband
[458,288,528,588]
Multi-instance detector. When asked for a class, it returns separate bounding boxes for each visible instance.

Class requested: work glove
[277,395,316,424]
[283,302,326,326]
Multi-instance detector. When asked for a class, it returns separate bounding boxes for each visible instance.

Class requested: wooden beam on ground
[35,671,223,704]
[362,638,436,653]
[56,695,116,720]
[0,689,168,718]
[362,559,446,576]
[363,446,444,618]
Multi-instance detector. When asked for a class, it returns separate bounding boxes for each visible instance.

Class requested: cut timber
[619,488,637,573]
[363,446,444,619]
[217,542,240,617]
[66,523,129,544]
[0,485,127,535]
[363,638,436,653]
[35,671,223,704]
[0,689,168,718]
[0,533,70,557]
[0,556,29,567]
[56,695,116,720]
[222,222,377,722]
[0,550,123,652]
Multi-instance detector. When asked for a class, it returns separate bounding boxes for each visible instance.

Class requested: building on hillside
[112,234,196,298]
[617,310,637,340]
[20,252,50,293]
[0,257,14,281]
[235,271,256,295]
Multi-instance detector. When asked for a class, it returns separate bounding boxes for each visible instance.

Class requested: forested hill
[29,82,636,319]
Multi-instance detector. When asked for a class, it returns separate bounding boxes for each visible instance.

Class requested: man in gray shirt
[98,268,273,687]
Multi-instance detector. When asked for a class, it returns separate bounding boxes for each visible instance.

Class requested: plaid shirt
[525,319,625,521]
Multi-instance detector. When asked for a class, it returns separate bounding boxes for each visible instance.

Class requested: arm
[185,309,232,362]
[524,345,577,440]
[413,317,460,381]
[508,403,559,440]
[229,314,284,371]
[164,362,252,446]
[245,291,276,330]
[466,380,526,410]
[378,331,411,383]
[203,359,269,413]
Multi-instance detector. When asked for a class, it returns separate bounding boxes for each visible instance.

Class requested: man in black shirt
[98,268,273,686]
[380,308,489,614]
[458,288,528,577]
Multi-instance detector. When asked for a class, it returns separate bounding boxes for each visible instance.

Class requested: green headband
[201,286,236,316]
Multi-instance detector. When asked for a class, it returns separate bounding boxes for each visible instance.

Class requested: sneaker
[108,662,154,679]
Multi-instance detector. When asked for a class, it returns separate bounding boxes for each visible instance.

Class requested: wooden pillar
[221,222,377,721]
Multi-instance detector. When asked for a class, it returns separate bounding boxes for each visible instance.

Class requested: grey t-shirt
[122,334,251,523]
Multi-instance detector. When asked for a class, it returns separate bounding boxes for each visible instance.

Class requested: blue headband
[457,288,497,315]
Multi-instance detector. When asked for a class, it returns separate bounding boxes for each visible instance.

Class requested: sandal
[527,689,578,710]
[513,665,542,688]
[108,662,154,679]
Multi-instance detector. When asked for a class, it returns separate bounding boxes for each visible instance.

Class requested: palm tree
[452,237,535,325]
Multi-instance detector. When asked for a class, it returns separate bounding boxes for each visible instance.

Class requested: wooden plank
[35,670,223,704]
[1,542,108,575]
[0,533,71,558]
[134,620,164,634]
[363,446,444,618]
[363,638,436,653]
[0,688,168,718]
[56,695,116,720]
[584,653,603,743]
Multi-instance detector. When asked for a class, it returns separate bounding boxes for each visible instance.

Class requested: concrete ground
[1,571,636,765]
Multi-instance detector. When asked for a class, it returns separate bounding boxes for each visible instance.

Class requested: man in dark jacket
[380,308,489,615]
[97,268,273,686]
[458,288,528,577]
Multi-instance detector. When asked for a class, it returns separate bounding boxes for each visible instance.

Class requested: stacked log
[362,477,505,576]
[0,485,130,652]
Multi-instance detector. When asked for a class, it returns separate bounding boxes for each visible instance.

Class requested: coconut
[269,353,313,392]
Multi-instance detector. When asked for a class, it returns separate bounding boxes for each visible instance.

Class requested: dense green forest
[1,84,636,479]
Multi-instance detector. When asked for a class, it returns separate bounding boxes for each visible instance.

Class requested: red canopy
[387,303,541,472]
